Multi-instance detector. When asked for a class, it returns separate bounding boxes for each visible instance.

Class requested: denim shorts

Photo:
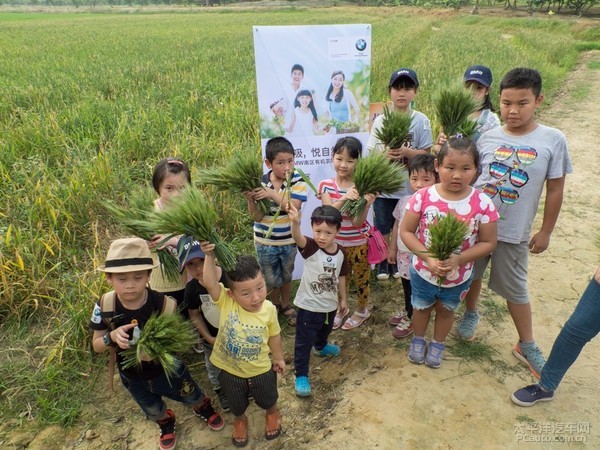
[373,198,399,235]
[410,266,473,312]
[255,243,297,291]
[119,362,204,421]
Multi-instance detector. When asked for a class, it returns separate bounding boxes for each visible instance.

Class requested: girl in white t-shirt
[287,89,319,136]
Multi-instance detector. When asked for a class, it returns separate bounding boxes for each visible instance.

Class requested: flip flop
[265,409,282,440]
[232,416,248,447]
[341,311,371,330]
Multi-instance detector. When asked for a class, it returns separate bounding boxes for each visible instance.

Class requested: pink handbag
[366,222,388,265]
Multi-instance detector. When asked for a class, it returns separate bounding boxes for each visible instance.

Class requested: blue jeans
[540,275,600,391]
[373,198,399,236]
[255,243,296,291]
[119,362,205,421]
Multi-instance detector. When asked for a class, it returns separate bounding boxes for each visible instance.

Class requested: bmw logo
[355,39,367,51]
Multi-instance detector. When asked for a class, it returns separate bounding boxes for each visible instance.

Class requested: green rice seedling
[121,312,196,380]
[434,82,482,138]
[149,188,236,271]
[340,151,406,219]
[374,106,414,149]
[196,150,270,214]
[103,188,180,283]
[426,213,469,286]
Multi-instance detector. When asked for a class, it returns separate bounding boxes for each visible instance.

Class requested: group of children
[90,64,572,448]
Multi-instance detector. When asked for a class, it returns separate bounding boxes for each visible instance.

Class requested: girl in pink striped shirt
[318,137,377,330]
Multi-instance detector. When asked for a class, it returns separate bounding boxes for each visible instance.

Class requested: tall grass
[0,7,591,425]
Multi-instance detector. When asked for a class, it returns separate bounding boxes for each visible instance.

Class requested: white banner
[253,24,372,278]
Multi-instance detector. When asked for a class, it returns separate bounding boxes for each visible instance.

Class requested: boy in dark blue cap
[178,236,230,412]
[366,67,433,281]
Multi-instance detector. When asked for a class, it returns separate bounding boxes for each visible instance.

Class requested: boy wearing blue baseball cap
[178,236,230,412]
[366,67,433,281]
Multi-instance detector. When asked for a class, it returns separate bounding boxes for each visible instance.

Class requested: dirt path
[13,51,600,450]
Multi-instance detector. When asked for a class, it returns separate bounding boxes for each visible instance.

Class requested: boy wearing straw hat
[89,237,224,450]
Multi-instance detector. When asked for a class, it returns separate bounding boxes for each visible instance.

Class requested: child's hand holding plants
[341,186,360,202]
[363,192,377,207]
[287,203,300,224]
[112,323,138,349]
[200,241,216,256]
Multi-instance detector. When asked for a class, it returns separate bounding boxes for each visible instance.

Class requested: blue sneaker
[407,337,426,364]
[425,341,445,368]
[456,310,479,341]
[511,384,554,406]
[313,343,340,357]
[295,376,311,397]
[513,342,545,380]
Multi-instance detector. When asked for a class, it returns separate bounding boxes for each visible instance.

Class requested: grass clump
[434,82,481,138]
[340,151,406,218]
[374,106,414,149]
[450,339,498,362]
[196,150,270,214]
[104,188,181,283]
[150,188,237,271]
[121,312,196,379]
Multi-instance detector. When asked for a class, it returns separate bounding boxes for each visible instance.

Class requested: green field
[0,6,596,426]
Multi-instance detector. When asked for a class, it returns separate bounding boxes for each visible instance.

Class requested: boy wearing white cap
[89,237,223,450]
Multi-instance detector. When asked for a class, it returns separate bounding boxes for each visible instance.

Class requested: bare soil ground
[4,51,600,450]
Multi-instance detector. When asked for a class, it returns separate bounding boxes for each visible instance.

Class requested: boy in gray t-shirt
[456,68,573,380]
[366,68,433,280]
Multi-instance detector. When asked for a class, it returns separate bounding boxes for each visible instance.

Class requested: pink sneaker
[388,310,407,326]
[392,317,413,339]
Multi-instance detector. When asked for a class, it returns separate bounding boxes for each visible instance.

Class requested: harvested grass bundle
[340,151,406,218]
[149,187,237,270]
[434,82,481,138]
[427,213,469,285]
[121,312,196,379]
[196,150,270,214]
[104,188,180,283]
[374,106,413,149]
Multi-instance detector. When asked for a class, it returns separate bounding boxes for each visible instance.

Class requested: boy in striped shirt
[244,137,307,326]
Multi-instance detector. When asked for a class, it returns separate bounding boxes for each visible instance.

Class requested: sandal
[232,416,248,447]
[341,311,371,330]
[265,409,282,440]
[332,308,350,330]
[279,305,297,326]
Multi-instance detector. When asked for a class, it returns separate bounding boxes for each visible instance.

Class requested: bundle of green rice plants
[103,188,180,283]
[340,151,406,219]
[149,187,237,270]
[196,150,270,214]
[427,213,469,286]
[121,312,196,379]
[374,106,414,149]
[434,82,482,138]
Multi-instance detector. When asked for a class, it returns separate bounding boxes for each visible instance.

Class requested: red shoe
[193,397,225,431]
[157,409,176,450]
[392,318,413,339]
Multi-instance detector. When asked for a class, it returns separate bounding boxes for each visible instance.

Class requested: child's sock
[431,339,444,345]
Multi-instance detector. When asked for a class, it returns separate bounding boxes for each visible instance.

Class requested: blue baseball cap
[464,65,493,88]
[389,68,419,88]
[177,236,205,270]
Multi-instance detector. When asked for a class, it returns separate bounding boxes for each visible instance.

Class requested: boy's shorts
[255,243,296,291]
[410,266,472,312]
[373,198,399,236]
[473,241,529,305]
[218,369,278,417]
[120,363,204,422]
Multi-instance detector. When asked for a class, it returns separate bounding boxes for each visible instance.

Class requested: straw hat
[98,237,159,273]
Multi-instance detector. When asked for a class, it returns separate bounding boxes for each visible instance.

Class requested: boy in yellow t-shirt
[200,241,285,448]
